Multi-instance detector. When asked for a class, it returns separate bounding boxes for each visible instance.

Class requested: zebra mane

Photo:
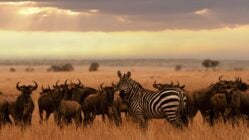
[129,78,144,89]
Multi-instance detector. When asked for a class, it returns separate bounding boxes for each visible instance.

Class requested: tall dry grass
[0,66,249,140]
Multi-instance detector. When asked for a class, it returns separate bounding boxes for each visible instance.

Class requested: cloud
[0,0,248,31]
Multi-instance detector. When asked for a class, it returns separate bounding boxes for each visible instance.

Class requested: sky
[0,0,248,60]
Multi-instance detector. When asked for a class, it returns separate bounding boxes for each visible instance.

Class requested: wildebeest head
[40,85,52,95]
[99,83,116,105]
[211,76,243,105]
[16,81,38,96]
[53,80,71,100]
[234,77,248,91]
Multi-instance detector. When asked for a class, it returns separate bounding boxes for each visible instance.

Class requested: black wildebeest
[82,83,116,126]
[15,81,38,127]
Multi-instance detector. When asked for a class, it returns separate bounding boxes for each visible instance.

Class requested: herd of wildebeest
[0,71,249,130]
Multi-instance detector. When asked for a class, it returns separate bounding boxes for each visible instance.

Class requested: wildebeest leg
[231,109,240,128]
[83,111,90,126]
[102,114,106,123]
[4,116,12,125]
[73,110,82,128]
[53,111,59,124]
[113,109,122,127]
[209,109,215,126]
[200,110,212,125]
[45,112,51,122]
[90,111,96,123]
[56,112,63,128]
[39,109,43,124]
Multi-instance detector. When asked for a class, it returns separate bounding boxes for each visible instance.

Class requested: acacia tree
[202,59,220,71]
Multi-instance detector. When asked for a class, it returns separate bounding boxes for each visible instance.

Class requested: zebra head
[117,71,132,99]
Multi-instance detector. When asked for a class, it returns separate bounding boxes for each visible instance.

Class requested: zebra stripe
[119,79,188,128]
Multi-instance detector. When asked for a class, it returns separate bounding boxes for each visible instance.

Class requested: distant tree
[47,64,74,72]
[211,60,219,71]
[62,63,74,71]
[175,65,183,71]
[10,67,16,72]
[25,67,34,72]
[202,59,220,71]
[89,62,100,72]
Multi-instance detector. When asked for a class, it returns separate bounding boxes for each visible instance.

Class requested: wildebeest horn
[181,85,185,89]
[32,81,38,91]
[112,82,116,87]
[77,79,82,86]
[176,81,180,87]
[16,81,22,91]
[153,80,160,88]
[170,81,173,86]
[153,80,157,85]
[54,81,60,87]
[48,85,51,90]
[100,83,104,89]
[65,80,68,86]
[219,75,224,82]
[41,85,44,91]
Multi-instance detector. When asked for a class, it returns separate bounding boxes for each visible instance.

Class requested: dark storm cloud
[0,0,249,31]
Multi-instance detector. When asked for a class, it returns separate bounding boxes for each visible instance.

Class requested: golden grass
[0,66,249,140]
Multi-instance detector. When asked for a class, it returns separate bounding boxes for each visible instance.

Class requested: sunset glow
[0,0,248,59]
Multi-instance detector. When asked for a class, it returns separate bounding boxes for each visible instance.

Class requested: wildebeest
[82,83,116,126]
[0,92,10,127]
[38,85,56,124]
[187,76,229,125]
[51,81,82,128]
[210,93,228,123]
[111,95,129,127]
[189,76,246,126]
[15,81,38,127]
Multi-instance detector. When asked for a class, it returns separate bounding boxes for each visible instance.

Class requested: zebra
[117,71,188,129]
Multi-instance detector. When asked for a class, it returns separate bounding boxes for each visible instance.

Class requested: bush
[47,64,74,72]
[25,67,34,72]
[89,62,99,72]
[202,59,220,71]
[175,65,182,71]
[10,67,16,72]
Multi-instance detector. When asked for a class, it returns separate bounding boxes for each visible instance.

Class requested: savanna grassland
[0,66,249,140]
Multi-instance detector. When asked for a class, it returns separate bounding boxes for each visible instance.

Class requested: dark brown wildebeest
[51,81,82,128]
[38,85,56,124]
[222,77,248,127]
[82,83,116,126]
[0,92,10,127]
[188,76,230,125]
[15,81,38,127]
[210,93,228,123]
